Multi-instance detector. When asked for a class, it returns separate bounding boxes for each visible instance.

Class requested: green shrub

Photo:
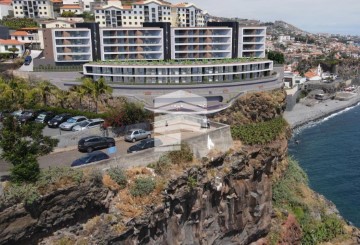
[32,106,109,119]
[231,117,288,145]
[153,155,171,175]
[167,143,193,164]
[0,183,40,210]
[107,167,127,189]
[130,177,156,197]
[89,169,103,186]
[10,160,40,183]
[187,176,197,189]
[37,167,84,188]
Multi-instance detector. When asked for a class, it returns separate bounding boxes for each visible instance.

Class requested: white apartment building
[47,28,92,62]
[171,27,232,60]
[100,27,164,60]
[12,0,54,18]
[173,2,204,27]
[95,0,204,28]
[238,27,266,58]
[0,3,11,19]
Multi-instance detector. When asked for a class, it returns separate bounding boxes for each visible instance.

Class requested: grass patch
[231,116,288,145]
[272,158,345,244]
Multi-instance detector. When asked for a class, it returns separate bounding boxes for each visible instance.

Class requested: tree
[35,81,57,106]
[61,11,76,17]
[7,47,19,59]
[267,50,285,64]
[0,116,58,182]
[81,77,113,113]
[69,84,87,109]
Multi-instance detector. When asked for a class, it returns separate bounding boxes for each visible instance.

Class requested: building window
[22,37,24,40]
[129,22,132,25]
[135,22,137,25]
[140,11,142,14]
[44,12,47,14]
[134,11,136,14]
[96,16,99,19]
[40,12,42,14]
[44,7,46,9]
[43,1,45,3]
[123,22,126,24]
[4,45,8,50]
[15,6,17,9]
[39,6,41,9]
[96,10,99,13]
[102,22,105,24]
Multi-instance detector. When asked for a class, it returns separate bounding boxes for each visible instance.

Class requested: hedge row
[32,106,110,119]
[231,117,288,145]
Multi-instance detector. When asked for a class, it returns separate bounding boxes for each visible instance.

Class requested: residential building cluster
[38,21,270,84]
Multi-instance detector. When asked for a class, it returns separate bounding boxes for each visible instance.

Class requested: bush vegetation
[231,116,288,145]
[0,17,38,29]
[107,167,127,189]
[0,183,39,211]
[272,158,345,244]
[130,177,156,197]
[149,143,194,175]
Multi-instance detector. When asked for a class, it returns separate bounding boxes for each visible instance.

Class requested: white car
[59,116,88,131]
[72,118,104,131]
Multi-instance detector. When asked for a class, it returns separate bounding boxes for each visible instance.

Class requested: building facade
[0,39,25,56]
[171,27,232,60]
[12,0,54,18]
[43,28,92,62]
[94,0,204,28]
[238,26,266,58]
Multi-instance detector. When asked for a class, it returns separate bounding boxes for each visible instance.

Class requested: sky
[188,0,360,36]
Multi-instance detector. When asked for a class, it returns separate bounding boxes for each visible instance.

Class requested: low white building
[60,4,83,15]
[0,39,25,57]
[0,2,11,19]
[39,19,77,28]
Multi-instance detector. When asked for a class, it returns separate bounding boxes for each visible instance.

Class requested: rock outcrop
[105,138,288,244]
[0,183,110,245]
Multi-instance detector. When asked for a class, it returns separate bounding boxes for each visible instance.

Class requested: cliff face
[0,183,110,245]
[106,139,288,244]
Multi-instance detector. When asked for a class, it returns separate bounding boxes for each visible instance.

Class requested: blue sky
[188,0,360,35]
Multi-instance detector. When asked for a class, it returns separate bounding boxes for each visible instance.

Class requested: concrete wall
[285,89,301,111]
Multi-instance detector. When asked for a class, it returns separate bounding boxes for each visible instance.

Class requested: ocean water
[288,104,360,227]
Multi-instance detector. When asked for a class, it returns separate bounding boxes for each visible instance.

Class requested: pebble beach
[283,91,360,129]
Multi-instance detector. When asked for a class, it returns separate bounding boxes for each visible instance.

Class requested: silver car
[59,116,88,131]
[125,129,151,142]
[72,118,104,131]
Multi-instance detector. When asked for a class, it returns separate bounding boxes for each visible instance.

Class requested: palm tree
[54,90,70,108]
[34,81,57,106]
[69,85,87,109]
[81,77,113,113]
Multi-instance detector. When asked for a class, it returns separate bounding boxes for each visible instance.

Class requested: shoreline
[283,92,360,129]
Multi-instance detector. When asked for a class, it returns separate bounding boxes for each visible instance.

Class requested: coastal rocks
[0,183,110,245]
[106,138,288,244]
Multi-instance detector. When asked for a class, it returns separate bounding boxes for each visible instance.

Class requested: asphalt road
[0,129,136,175]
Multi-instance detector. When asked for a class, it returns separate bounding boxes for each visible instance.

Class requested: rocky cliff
[0,89,358,245]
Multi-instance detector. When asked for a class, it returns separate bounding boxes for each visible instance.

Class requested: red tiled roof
[61,4,81,9]
[0,39,25,45]
[11,31,29,36]
[0,0,11,5]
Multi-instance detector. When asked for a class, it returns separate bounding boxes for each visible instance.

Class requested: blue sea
[288,104,360,227]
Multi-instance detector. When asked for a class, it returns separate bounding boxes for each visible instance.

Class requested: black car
[35,111,55,124]
[47,113,71,128]
[71,151,110,167]
[18,110,40,124]
[127,138,162,153]
[78,135,116,153]
[0,110,10,122]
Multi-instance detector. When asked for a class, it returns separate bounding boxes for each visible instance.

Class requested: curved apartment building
[41,22,282,100]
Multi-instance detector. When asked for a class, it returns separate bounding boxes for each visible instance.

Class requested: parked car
[71,151,110,167]
[72,118,104,132]
[24,56,32,65]
[59,116,88,131]
[35,111,55,124]
[47,113,72,128]
[125,129,151,142]
[18,110,40,124]
[0,110,10,122]
[127,138,162,153]
[11,110,25,119]
[78,135,115,153]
